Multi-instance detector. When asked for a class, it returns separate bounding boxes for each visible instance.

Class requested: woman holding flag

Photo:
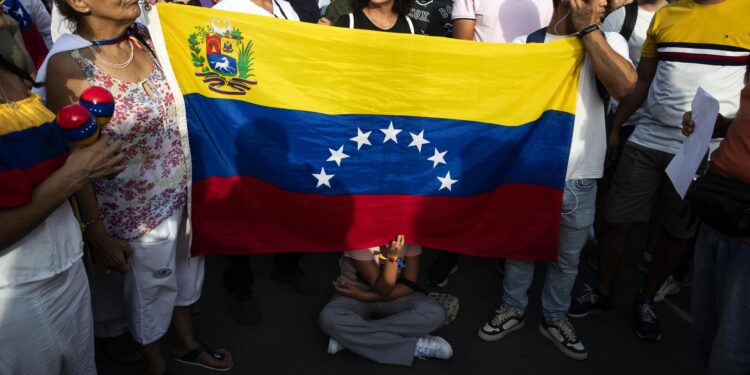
[42,0,232,373]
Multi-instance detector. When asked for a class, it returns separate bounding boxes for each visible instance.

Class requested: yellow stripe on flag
[154,3,582,127]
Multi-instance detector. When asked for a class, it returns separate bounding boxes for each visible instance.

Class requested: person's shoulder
[46,50,81,78]
[344,248,377,260]
[333,12,352,27]
[601,6,625,33]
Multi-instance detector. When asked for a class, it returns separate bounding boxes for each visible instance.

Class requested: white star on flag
[380,121,402,143]
[427,148,447,168]
[408,130,430,153]
[312,167,334,188]
[326,145,349,167]
[350,128,372,150]
[437,172,458,191]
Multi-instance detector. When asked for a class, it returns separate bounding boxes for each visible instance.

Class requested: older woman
[44,1,232,374]
[0,8,125,374]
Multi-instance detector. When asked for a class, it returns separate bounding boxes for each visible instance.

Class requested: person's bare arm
[352,235,406,296]
[45,51,134,271]
[452,19,476,40]
[0,136,125,250]
[608,57,657,156]
[571,0,637,100]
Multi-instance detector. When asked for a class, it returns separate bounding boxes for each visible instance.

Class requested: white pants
[0,260,96,375]
[124,207,205,345]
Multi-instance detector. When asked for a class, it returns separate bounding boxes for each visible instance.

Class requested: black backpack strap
[526,27,548,43]
[620,1,639,42]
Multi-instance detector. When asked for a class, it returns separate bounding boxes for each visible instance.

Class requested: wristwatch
[578,24,600,38]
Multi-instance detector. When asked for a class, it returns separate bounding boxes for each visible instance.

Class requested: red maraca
[79,86,115,127]
[57,104,100,147]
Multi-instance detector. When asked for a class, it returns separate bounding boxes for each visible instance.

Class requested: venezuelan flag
[0,95,69,209]
[149,4,583,260]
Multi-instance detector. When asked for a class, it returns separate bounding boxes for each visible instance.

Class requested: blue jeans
[693,224,750,374]
[502,179,597,322]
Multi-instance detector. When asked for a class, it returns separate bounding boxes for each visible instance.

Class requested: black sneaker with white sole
[478,305,524,341]
[568,284,613,318]
[633,296,661,341]
[539,318,588,360]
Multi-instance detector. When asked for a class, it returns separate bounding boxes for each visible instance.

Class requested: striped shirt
[629,0,750,155]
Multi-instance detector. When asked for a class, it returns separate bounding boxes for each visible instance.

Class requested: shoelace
[490,306,518,326]
[415,337,440,358]
[576,284,600,304]
[556,319,579,342]
[638,302,658,323]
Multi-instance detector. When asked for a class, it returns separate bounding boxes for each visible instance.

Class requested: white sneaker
[327,337,344,355]
[654,276,680,302]
[414,335,453,359]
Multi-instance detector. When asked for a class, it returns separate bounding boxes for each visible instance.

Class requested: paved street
[98,223,702,375]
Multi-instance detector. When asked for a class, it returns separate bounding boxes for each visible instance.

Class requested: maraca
[79,86,115,126]
[57,104,100,147]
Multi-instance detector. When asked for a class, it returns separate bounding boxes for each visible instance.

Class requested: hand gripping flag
[148,4,583,260]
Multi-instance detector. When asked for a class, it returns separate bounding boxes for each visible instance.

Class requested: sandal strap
[179,343,224,363]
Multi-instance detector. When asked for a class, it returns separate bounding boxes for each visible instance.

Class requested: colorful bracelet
[80,213,105,233]
[378,254,406,269]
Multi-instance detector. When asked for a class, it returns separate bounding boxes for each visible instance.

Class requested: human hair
[354,0,414,17]
[53,0,83,31]
[0,54,42,88]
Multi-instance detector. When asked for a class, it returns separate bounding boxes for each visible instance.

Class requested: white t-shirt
[213,0,299,21]
[514,32,632,181]
[451,0,553,43]
[338,245,422,290]
[601,5,655,124]
[0,201,83,287]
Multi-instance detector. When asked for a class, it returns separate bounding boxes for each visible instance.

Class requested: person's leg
[123,210,183,374]
[706,229,750,374]
[597,143,665,296]
[319,295,419,366]
[426,250,460,287]
[692,224,718,367]
[171,210,232,370]
[271,253,319,296]
[542,179,596,323]
[641,180,695,299]
[371,293,447,336]
[539,179,595,360]
[224,254,253,295]
[476,257,532,341]
[0,261,96,375]
[223,254,259,324]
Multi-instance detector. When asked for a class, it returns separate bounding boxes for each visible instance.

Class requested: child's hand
[384,235,406,259]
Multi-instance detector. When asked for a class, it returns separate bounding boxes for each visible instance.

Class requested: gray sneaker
[478,305,525,341]
[539,318,588,360]
[414,335,453,359]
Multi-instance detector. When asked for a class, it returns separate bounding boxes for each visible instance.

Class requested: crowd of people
[0,0,748,374]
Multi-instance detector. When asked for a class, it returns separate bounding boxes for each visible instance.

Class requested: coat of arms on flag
[188,18,257,95]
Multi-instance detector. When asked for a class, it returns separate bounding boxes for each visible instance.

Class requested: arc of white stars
[408,130,430,153]
[312,167,334,188]
[380,121,402,143]
[350,127,372,150]
[427,148,447,168]
[326,145,349,167]
[437,171,458,191]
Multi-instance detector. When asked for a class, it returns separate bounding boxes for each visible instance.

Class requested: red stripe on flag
[191,176,562,261]
[23,25,49,70]
[0,154,68,209]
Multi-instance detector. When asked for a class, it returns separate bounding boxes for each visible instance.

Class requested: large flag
[148,4,583,260]
[2,0,48,69]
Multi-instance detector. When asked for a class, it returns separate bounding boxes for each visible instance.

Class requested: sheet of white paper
[666,87,720,199]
